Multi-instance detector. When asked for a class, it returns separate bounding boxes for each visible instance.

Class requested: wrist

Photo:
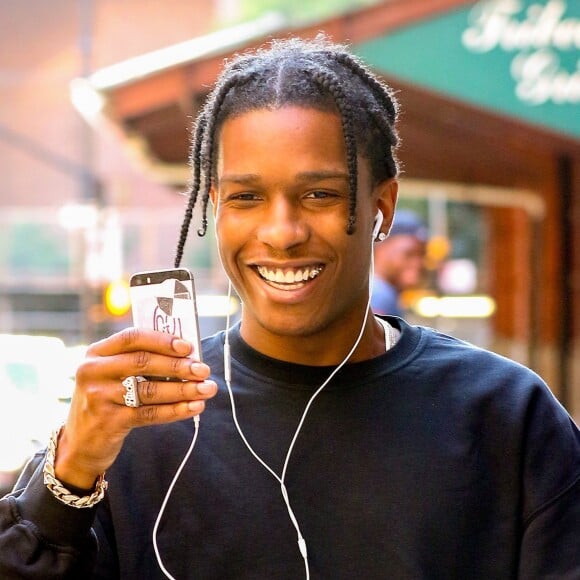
[44,426,108,509]
[53,427,104,490]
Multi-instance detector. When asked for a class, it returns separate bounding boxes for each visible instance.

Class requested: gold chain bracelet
[43,425,108,509]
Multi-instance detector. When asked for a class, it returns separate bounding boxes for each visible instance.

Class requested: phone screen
[129,268,201,361]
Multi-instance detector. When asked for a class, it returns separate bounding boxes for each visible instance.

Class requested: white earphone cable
[222,217,383,579]
[153,414,201,580]
[153,211,385,579]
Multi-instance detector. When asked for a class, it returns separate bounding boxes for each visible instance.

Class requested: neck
[239,309,386,366]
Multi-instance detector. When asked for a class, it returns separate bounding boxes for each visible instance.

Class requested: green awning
[355,0,579,139]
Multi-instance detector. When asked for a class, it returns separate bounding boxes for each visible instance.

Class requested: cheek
[213,220,234,266]
[215,211,248,246]
[345,235,373,277]
[214,216,253,278]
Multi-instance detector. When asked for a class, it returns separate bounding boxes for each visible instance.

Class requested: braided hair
[174,35,400,268]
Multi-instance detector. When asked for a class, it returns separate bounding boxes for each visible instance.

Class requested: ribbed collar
[223,316,425,390]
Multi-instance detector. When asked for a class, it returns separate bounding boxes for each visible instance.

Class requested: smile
[256,265,323,289]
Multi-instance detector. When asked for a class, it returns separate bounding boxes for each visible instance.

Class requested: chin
[264,319,310,337]
[269,314,334,340]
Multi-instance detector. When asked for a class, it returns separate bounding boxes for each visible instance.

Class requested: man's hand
[54,327,217,490]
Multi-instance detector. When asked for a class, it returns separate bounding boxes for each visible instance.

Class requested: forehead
[216,106,346,166]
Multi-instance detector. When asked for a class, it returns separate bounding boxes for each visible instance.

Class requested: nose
[256,199,309,250]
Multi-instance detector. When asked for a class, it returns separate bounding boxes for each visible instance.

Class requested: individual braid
[331,51,399,179]
[332,51,398,127]
[304,65,359,233]
[174,71,254,267]
[174,113,207,268]
[196,71,255,237]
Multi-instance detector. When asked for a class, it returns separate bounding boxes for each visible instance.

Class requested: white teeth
[257,266,322,284]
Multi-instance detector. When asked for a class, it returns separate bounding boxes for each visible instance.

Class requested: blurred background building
[1,0,579,420]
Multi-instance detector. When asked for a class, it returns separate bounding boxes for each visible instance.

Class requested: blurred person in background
[371,208,428,317]
[0,36,578,580]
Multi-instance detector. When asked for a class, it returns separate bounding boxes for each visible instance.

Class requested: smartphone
[129,268,202,365]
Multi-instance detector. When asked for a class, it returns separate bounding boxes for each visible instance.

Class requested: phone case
[129,268,202,361]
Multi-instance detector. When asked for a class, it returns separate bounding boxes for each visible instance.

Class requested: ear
[374,178,398,234]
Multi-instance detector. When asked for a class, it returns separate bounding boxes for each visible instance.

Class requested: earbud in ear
[372,210,384,241]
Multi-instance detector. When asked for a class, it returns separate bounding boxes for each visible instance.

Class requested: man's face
[210,106,395,359]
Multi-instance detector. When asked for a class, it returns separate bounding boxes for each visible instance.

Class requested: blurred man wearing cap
[372,209,428,317]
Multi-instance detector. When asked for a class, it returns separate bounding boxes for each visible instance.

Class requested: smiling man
[212,105,396,364]
[1,37,579,580]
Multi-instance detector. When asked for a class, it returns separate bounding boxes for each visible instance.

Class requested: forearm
[0,452,98,579]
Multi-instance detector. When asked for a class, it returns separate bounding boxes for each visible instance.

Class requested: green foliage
[230,0,382,25]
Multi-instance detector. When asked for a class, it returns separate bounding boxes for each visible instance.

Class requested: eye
[304,190,335,200]
[303,190,345,208]
[230,192,261,201]
[223,191,263,207]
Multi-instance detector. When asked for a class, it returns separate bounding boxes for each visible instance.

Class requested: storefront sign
[462,0,579,105]
[355,0,579,138]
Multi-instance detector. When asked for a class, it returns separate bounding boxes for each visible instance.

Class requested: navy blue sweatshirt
[1,318,579,579]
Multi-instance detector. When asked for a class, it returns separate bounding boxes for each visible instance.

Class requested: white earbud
[372,210,384,241]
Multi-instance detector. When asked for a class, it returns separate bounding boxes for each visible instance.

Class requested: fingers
[81,327,209,386]
[88,327,193,359]
[83,350,210,383]
[76,346,217,420]
[129,400,208,427]
[116,377,217,407]
[79,342,218,418]
[57,327,216,485]
[109,376,217,430]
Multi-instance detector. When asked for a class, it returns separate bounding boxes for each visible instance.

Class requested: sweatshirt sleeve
[518,474,580,579]
[0,451,99,579]
[517,384,580,579]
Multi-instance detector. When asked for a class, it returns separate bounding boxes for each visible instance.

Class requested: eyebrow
[218,173,260,186]
[218,170,349,186]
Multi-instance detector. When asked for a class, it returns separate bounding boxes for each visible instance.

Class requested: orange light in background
[425,235,451,269]
[104,279,131,316]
